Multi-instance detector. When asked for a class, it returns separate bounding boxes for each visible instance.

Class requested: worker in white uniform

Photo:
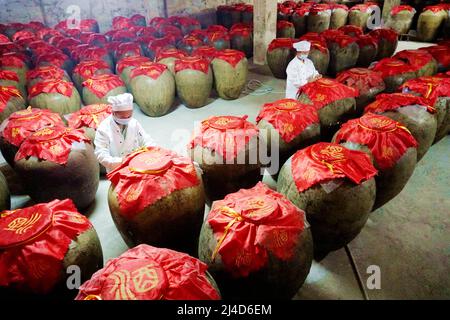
[94,93,155,173]
[285,40,322,99]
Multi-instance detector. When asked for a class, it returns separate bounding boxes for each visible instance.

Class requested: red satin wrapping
[256,99,319,143]
[12,30,36,42]
[0,199,92,294]
[28,79,73,99]
[107,147,200,219]
[87,34,108,47]
[55,19,98,32]
[206,31,230,43]
[423,5,446,13]
[70,44,90,62]
[298,78,359,109]
[150,17,170,28]
[422,45,450,68]
[112,30,136,42]
[15,126,91,165]
[79,32,94,44]
[294,7,310,17]
[190,29,208,41]
[75,244,220,300]
[331,4,348,11]
[320,29,344,40]
[112,16,134,30]
[179,35,203,47]
[277,21,294,30]
[130,62,168,80]
[0,70,19,82]
[159,25,183,41]
[0,35,10,44]
[79,47,109,62]
[339,25,364,37]
[207,182,306,278]
[335,113,418,170]
[309,4,331,15]
[1,107,64,147]
[116,42,142,58]
[400,76,450,106]
[336,68,385,95]
[300,33,328,53]
[292,142,378,192]
[178,17,200,28]
[268,38,296,52]
[350,4,377,12]
[147,36,177,55]
[56,38,81,53]
[36,52,68,68]
[365,93,437,114]
[207,25,229,33]
[191,46,218,62]
[0,54,26,68]
[369,28,398,43]
[188,115,259,162]
[371,58,415,78]
[391,5,416,15]
[175,56,210,74]
[0,86,22,112]
[73,60,111,79]
[116,56,151,74]
[356,34,378,48]
[68,104,112,130]
[394,49,434,72]
[213,49,246,68]
[82,74,125,98]
[156,48,187,61]
[330,34,357,48]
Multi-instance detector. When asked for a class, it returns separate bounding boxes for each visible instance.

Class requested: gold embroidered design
[5,213,41,235]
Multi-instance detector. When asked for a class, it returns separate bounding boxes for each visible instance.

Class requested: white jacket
[94,115,155,173]
[285,57,319,99]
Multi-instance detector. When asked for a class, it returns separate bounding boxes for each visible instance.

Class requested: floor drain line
[345,245,370,301]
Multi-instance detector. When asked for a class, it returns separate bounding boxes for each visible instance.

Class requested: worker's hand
[307,74,322,82]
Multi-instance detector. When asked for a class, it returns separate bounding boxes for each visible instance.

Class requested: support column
[253,0,277,65]
[382,0,401,22]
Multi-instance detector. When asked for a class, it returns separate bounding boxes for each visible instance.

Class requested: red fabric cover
[87,34,108,47]
[298,78,359,108]
[0,86,23,112]
[82,74,125,98]
[371,58,415,78]
[73,60,111,79]
[256,99,319,143]
[300,33,328,53]
[12,30,36,42]
[0,199,92,294]
[320,29,344,41]
[309,4,331,15]
[292,142,378,192]
[207,25,228,33]
[147,36,177,55]
[400,76,450,106]
[0,43,21,57]
[68,104,112,130]
[364,93,437,114]
[190,29,208,41]
[336,68,385,95]
[75,244,220,300]
[179,35,204,47]
[350,4,377,12]
[1,107,64,147]
[213,49,246,68]
[331,4,349,11]
[391,5,416,15]
[369,28,398,43]
[188,115,259,161]
[78,32,94,44]
[230,22,253,32]
[206,31,230,42]
[294,7,310,17]
[112,16,134,30]
[112,30,136,42]
[36,52,69,68]
[356,34,378,48]
[28,79,73,99]
[0,70,20,82]
[79,47,110,62]
[334,113,418,170]
[0,54,26,68]
[0,35,10,44]
[177,17,200,28]
[70,44,90,62]
[423,5,445,13]
[156,48,187,61]
[175,56,210,74]
[207,182,306,278]
[159,25,183,41]
[15,126,91,165]
[55,19,98,32]
[268,38,296,52]
[394,49,434,71]
[37,28,61,40]
[149,17,170,28]
[115,42,142,58]
[116,56,151,74]
[191,46,218,63]
[421,45,450,68]
[277,21,294,29]
[328,34,357,48]
[130,62,168,80]
[55,38,81,52]
[107,147,200,219]
[338,25,364,36]
[131,14,146,25]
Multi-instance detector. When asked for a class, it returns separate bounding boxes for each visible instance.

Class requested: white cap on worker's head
[108,93,134,112]
[293,40,311,52]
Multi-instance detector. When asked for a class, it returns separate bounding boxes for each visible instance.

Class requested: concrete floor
[5,41,450,300]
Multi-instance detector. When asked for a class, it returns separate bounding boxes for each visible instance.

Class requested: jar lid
[129,150,173,174]
[208,116,245,130]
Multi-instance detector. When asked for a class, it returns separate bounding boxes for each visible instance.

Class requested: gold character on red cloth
[5,213,41,235]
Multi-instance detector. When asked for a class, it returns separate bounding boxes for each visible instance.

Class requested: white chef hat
[293,40,311,52]
[107,93,134,111]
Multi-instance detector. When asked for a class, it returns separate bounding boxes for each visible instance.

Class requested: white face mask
[297,54,308,60]
[114,115,131,126]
